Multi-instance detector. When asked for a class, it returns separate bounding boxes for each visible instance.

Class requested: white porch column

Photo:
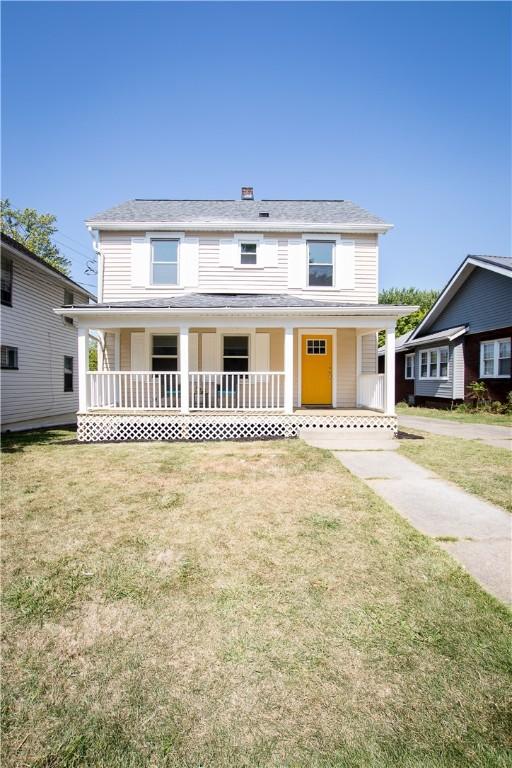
[384,326,396,415]
[180,325,190,414]
[284,326,294,414]
[77,325,89,412]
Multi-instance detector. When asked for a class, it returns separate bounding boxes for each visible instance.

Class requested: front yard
[397,403,512,426]
[2,430,511,767]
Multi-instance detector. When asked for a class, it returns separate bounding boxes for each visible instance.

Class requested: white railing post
[78,326,89,412]
[385,326,396,415]
[180,326,190,414]
[284,327,294,415]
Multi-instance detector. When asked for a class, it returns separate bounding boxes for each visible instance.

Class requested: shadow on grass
[396,431,424,441]
[0,426,78,453]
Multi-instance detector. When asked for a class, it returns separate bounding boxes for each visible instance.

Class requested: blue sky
[2,1,510,293]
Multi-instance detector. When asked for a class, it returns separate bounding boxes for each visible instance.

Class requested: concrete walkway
[334,450,512,604]
[398,415,512,450]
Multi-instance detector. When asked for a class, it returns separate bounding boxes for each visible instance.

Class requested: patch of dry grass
[397,403,512,426]
[399,429,512,513]
[1,429,511,767]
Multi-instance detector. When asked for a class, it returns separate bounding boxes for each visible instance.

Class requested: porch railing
[189,372,284,410]
[357,373,385,411]
[87,371,285,411]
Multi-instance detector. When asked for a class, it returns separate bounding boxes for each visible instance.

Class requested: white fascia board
[466,257,512,279]
[85,219,394,235]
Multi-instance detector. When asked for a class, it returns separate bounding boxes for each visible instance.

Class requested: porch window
[307,241,334,287]
[405,353,414,379]
[152,335,178,371]
[151,239,178,285]
[480,339,511,378]
[64,356,73,391]
[419,346,449,379]
[1,257,13,306]
[240,243,257,265]
[1,345,18,370]
[223,336,249,372]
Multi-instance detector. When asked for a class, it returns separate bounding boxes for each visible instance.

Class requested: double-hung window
[405,353,414,380]
[223,336,249,372]
[1,258,13,306]
[419,347,449,379]
[151,239,178,285]
[480,339,511,378]
[1,345,18,370]
[240,243,257,266]
[152,335,178,372]
[64,356,73,391]
[307,241,334,287]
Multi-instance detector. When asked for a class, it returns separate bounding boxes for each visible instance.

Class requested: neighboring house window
[240,243,257,265]
[1,345,18,369]
[1,258,13,306]
[419,347,449,379]
[151,239,178,285]
[152,335,178,371]
[64,289,74,325]
[223,336,249,372]
[480,339,511,378]
[307,241,334,287]
[405,353,414,379]
[64,356,73,391]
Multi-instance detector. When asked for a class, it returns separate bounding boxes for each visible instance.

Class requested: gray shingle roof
[406,325,467,347]
[68,293,386,310]
[378,330,413,355]
[468,255,512,271]
[87,199,389,228]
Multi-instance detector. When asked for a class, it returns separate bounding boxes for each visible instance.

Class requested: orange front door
[301,335,332,406]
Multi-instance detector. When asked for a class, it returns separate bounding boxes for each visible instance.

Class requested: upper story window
[151,239,178,285]
[240,243,257,266]
[1,257,13,306]
[64,289,74,325]
[419,347,449,379]
[480,339,511,378]
[152,335,178,372]
[307,241,334,287]
[1,345,18,370]
[405,353,414,380]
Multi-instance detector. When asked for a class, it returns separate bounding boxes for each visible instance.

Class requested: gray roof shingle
[468,255,512,271]
[87,199,389,228]
[69,293,386,310]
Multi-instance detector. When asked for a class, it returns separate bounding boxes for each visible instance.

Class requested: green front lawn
[397,403,511,426]
[399,430,512,513]
[2,429,511,767]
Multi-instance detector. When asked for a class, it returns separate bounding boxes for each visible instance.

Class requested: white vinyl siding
[0,250,89,429]
[360,333,378,374]
[100,231,378,304]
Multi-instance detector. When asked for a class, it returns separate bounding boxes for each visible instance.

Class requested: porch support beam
[180,325,190,414]
[284,326,294,414]
[77,325,89,412]
[384,326,396,415]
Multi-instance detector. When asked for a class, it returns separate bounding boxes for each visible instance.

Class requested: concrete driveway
[398,415,511,450]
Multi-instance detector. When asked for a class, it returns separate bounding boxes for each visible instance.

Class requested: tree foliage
[89,340,98,371]
[0,199,71,275]
[378,286,440,344]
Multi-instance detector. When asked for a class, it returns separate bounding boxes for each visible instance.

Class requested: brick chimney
[241,186,254,200]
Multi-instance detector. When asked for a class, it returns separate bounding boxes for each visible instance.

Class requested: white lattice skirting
[77,412,397,443]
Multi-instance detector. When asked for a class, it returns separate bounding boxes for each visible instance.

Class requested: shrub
[466,380,489,410]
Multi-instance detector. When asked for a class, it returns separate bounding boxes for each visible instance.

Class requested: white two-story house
[56,189,412,442]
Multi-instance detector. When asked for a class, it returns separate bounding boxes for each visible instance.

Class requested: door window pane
[307,339,326,355]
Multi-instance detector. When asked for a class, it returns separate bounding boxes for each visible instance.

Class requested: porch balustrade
[357,373,385,411]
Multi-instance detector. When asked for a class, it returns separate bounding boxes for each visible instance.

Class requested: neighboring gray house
[1,233,95,431]
[398,255,511,405]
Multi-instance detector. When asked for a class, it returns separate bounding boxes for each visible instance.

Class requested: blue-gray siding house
[401,255,512,405]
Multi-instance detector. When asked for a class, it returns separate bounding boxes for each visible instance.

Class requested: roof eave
[85,219,393,234]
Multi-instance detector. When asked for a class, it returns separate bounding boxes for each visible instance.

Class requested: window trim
[1,257,13,307]
[479,338,511,379]
[418,346,449,380]
[1,345,18,370]
[150,238,179,287]
[64,355,74,392]
[307,240,335,289]
[404,353,415,380]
